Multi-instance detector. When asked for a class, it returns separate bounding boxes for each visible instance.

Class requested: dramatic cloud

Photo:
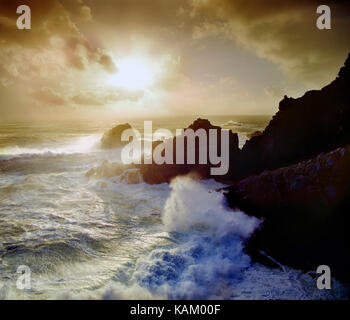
[0,0,349,120]
[0,0,119,119]
[189,0,350,85]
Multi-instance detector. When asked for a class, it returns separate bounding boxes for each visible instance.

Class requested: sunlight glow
[109,56,158,90]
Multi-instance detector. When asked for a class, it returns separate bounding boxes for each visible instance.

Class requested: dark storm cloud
[0,0,117,73]
[189,0,350,84]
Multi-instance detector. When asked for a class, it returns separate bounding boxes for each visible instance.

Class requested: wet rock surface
[224,146,350,283]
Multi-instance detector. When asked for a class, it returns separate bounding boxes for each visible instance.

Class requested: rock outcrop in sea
[139,118,240,184]
[88,118,240,183]
[100,123,133,149]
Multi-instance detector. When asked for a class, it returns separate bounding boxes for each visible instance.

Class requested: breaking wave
[97,176,347,300]
[0,134,101,161]
[102,177,261,299]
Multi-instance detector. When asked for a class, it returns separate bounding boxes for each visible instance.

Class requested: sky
[0,0,349,121]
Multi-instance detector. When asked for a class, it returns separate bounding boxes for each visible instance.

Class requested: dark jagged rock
[237,53,350,179]
[139,118,240,184]
[221,54,350,285]
[100,123,133,149]
[224,145,350,283]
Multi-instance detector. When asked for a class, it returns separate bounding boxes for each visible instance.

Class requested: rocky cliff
[222,54,350,283]
[236,54,350,179]
[224,145,350,283]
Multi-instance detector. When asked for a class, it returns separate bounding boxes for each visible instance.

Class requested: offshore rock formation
[88,118,239,183]
[139,118,240,184]
[224,145,350,283]
[100,123,133,149]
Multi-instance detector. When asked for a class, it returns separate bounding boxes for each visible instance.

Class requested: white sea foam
[162,176,259,237]
[105,176,262,299]
[95,176,347,300]
[0,134,102,161]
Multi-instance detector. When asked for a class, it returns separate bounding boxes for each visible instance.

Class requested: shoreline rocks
[224,145,350,283]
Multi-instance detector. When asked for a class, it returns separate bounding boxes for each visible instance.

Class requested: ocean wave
[1,167,346,300]
[135,177,259,299]
[0,134,102,162]
[97,176,260,299]
[96,176,346,300]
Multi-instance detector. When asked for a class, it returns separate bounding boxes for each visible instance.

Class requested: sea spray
[0,134,102,161]
[123,176,261,299]
[162,176,260,238]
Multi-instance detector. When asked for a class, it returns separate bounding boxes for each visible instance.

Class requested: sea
[0,115,347,299]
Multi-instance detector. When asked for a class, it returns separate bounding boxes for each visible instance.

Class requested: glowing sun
[109,56,158,90]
